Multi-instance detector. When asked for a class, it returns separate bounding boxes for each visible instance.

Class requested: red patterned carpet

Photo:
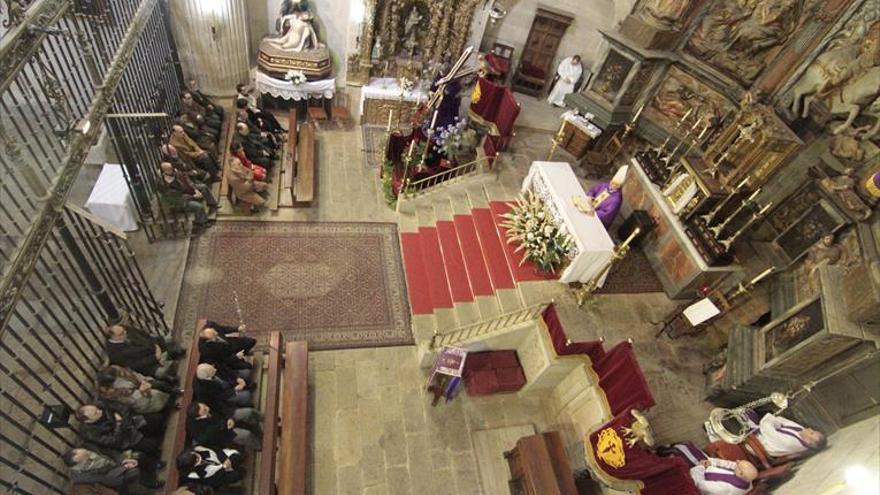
[175,222,413,350]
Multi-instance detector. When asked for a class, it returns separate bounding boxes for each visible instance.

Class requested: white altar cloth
[85,163,139,232]
[359,77,428,114]
[255,71,336,100]
[521,161,614,284]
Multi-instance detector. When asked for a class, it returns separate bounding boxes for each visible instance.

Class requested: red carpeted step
[452,215,495,296]
[400,232,434,314]
[489,201,558,282]
[418,227,455,310]
[436,221,474,303]
[472,208,516,290]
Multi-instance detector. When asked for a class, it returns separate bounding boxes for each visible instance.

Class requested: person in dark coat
[104,324,184,382]
[75,402,164,457]
[63,447,165,492]
[232,123,274,169]
[187,401,261,451]
[198,321,256,380]
[176,446,244,490]
[193,363,254,410]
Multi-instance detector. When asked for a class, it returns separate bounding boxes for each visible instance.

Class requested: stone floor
[72,115,721,494]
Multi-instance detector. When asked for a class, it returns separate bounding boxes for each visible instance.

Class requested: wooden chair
[307,96,328,125]
[581,133,624,179]
[331,92,352,129]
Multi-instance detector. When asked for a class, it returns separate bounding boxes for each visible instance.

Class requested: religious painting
[685,0,823,85]
[648,66,735,139]
[619,62,656,107]
[765,182,821,235]
[773,200,848,262]
[591,49,634,104]
[764,298,824,362]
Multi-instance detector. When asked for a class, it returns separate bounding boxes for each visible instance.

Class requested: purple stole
[705,467,752,490]
[776,425,808,448]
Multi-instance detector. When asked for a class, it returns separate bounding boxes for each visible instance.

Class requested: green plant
[500,191,573,273]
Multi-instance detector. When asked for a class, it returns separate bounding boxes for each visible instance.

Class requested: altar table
[255,71,336,101]
[359,77,428,126]
[85,163,139,232]
[521,161,614,284]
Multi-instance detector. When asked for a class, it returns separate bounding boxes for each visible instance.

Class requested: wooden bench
[279,110,299,209]
[164,319,205,494]
[218,109,237,202]
[292,122,316,207]
[258,332,284,495]
[278,340,308,495]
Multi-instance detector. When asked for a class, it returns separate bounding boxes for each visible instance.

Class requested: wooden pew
[278,341,309,495]
[164,319,206,494]
[258,332,284,495]
[218,110,237,202]
[280,110,299,208]
[292,122,316,207]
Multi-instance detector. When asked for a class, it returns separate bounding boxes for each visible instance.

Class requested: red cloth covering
[519,61,546,80]
[469,78,520,157]
[541,303,605,362]
[485,53,511,76]
[593,342,656,416]
[586,407,700,495]
[463,350,526,396]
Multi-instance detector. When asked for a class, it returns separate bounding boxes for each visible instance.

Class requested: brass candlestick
[719,202,772,251]
[548,118,566,161]
[576,228,640,306]
[709,188,760,238]
[700,177,749,226]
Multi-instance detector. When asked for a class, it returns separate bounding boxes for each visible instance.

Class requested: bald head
[172,124,184,135]
[196,363,216,380]
[735,460,758,482]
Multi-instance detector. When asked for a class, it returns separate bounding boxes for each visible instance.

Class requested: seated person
[199,321,256,380]
[104,324,183,382]
[63,447,164,491]
[176,446,244,490]
[583,165,628,228]
[234,98,282,149]
[233,123,274,169]
[158,162,216,234]
[182,91,222,132]
[187,401,261,451]
[187,79,224,120]
[161,143,214,183]
[744,410,826,459]
[235,83,284,133]
[666,441,757,495]
[193,363,254,410]
[169,124,219,174]
[96,365,174,415]
[229,142,267,183]
[225,156,268,213]
[178,114,218,150]
[75,402,165,457]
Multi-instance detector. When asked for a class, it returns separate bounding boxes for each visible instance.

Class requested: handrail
[401,155,490,198]
[430,301,549,350]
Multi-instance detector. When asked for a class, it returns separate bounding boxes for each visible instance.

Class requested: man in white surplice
[547,55,583,107]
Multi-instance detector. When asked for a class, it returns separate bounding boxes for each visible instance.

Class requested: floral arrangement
[399,76,415,93]
[285,70,307,85]
[432,117,477,160]
[500,191,573,273]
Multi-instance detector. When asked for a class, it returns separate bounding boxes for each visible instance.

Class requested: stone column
[170,0,251,96]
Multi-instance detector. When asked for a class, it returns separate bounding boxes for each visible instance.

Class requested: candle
[746,188,761,202]
[623,227,641,247]
[386,110,393,132]
[757,202,773,216]
[696,124,710,140]
[679,108,693,124]
[430,110,439,130]
[749,266,775,285]
[407,140,415,158]
[689,116,704,133]
[631,103,645,123]
[736,177,749,190]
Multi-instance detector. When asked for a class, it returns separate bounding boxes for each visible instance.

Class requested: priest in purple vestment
[744,409,825,458]
[667,441,757,495]
[584,165,628,227]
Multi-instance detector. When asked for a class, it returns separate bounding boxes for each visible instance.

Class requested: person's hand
[238,324,247,334]
[113,413,123,422]
[122,459,138,469]
[138,381,151,392]
[236,350,245,360]
[226,419,235,429]
[193,190,203,199]
[154,344,162,360]
[223,459,233,470]
[699,460,711,467]
[261,132,268,138]
[235,378,246,391]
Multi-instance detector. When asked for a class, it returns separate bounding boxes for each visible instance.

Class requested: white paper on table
[683,298,721,326]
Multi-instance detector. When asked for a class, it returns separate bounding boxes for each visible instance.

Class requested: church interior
[2,0,880,494]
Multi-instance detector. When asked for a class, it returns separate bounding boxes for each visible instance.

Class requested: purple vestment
[587,182,622,227]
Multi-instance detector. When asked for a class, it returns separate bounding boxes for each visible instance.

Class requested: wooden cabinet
[504,432,578,495]
[512,8,573,96]
[560,121,593,159]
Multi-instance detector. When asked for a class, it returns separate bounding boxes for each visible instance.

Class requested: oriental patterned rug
[174,221,413,350]
[595,247,664,294]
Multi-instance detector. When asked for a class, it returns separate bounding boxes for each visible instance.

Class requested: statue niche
[257,0,332,81]
[686,0,822,85]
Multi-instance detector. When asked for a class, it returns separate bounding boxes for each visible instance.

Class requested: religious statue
[820,169,873,221]
[257,0,332,81]
[638,0,692,29]
[402,8,423,56]
[803,235,843,278]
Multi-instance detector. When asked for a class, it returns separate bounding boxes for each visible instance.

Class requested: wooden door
[521,9,572,76]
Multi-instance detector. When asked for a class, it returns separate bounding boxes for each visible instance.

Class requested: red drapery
[469,78,520,167]
[593,341,656,416]
[541,303,605,362]
[586,407,700,495]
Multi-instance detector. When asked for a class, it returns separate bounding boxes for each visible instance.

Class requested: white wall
[486,0,637,79]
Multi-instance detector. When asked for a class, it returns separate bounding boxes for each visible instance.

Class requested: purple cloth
[776,426,808,448]
[587,182,622,227]
[670,441,708,467]
[704,468,751,490]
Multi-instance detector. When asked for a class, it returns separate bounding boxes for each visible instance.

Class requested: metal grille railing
[430,302,549,349]
[1,0,173,492]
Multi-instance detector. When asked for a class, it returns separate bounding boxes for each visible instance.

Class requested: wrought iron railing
[400,155,490,198]
[430,301,549,350]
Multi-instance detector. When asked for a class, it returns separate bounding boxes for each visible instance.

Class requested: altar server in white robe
[744,410,826,458]
[547,55,583,108]
[669,442,757,495]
